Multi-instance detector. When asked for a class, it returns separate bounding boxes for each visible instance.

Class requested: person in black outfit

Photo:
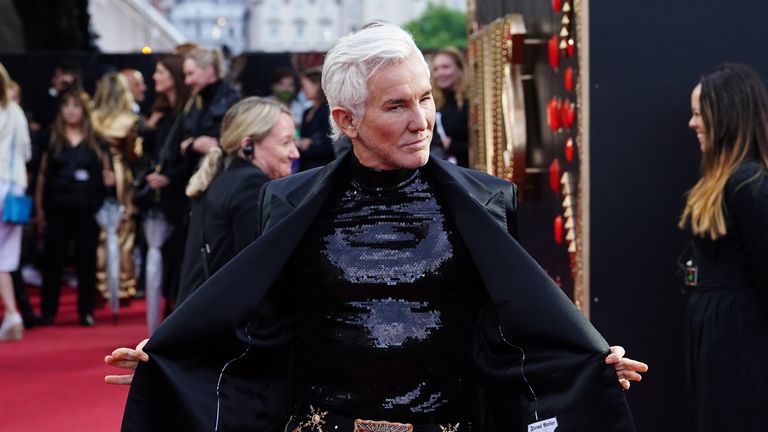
[107,23,647,432]
[430,47,469,167]
[679,63,768,432]
[177,96,299,303]
[179,47,240,175]
[31,61,80,132]
[35,88,112,326]
[296,67,334,171]
[138,54,192,311]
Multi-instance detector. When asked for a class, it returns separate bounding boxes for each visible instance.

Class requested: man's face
[52,69,76,92]
[124,71,147,103]
[351,55,435,170]
[183,59,216,94]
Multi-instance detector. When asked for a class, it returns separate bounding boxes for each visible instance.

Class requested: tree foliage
[404,3,468,50]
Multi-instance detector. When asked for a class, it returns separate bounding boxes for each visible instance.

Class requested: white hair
[322,21,430,141]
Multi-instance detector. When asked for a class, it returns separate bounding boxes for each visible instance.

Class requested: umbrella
[95,197,123,324]
[143,208,173,335]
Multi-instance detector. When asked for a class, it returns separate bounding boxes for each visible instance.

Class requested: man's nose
[409,106,429,131]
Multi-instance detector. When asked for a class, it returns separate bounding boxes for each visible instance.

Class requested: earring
[243,142,254,159]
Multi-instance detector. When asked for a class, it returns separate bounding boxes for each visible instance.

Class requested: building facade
[169,0,247,53]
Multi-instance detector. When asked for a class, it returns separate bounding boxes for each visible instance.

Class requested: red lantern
[561,99,575,129]
[554,215,564,245]
[548,34,559,70]
[565,137,575,162]
[547,97,562,131]
[552,0,562,12]
[564,67,574,92]
[567,37,576,57]
[549,159,562,194]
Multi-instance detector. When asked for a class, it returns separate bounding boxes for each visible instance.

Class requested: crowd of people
[0,43,352,339]
[0,20,765,432]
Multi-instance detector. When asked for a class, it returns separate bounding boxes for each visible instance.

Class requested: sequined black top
[283,154,484,423]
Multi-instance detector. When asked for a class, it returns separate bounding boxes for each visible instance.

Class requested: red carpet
[0,286,150,431]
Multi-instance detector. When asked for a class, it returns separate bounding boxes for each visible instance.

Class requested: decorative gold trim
[574,0,590,317]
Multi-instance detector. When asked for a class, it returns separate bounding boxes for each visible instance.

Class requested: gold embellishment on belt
[293,405,329,432]
[353,419,414,432]
[440,424,460,432]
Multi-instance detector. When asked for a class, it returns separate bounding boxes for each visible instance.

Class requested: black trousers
[41,211,99,320]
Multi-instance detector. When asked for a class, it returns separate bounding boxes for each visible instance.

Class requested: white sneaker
[0,313,24,342]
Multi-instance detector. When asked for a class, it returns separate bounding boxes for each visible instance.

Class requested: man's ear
[331,106,358,139]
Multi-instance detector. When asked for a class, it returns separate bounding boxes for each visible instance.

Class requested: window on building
[319,18,333,42]
[268,19,280,39]
[294,19,306,39]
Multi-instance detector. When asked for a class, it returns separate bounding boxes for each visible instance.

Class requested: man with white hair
[116,22,643,432]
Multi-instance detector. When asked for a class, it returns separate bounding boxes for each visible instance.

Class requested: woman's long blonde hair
[0,63,11,108]
[431,46,466,110]
[91,72,134,125]
[186,97,289,198]
[679,63,768,239]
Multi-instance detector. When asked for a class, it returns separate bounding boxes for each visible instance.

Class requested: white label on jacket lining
[528,417,558,432]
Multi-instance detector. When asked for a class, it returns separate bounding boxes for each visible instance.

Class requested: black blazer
[123,154,634,432]
[176,158,270,304]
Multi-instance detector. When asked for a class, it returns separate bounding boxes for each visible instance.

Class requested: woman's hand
[35,211,46,236]
[191,136,218,154]
[146,173,170,190]
[146,111,165,130]
[297,137,312,152]
[605,345,649,390]
[103,170,116,188]
[180,137,194,155]
[104,338,149,385]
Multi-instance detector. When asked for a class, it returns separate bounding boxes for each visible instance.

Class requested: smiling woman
[678,63,768,432]
[430,47,469,167]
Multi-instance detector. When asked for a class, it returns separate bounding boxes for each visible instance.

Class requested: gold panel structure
[468,15,527,186]
[467,3,589,315]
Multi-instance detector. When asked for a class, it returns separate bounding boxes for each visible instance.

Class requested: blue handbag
[2,122,32,225]
[2,193,32,224]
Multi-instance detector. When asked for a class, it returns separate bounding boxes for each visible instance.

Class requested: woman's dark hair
[49,87,101,158]
[680,63,768,238]
[301,66,326,104]
[151,54,191,114]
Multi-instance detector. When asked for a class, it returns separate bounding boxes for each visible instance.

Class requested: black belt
[287,406,468,432]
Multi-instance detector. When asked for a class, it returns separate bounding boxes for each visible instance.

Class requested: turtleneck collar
[349,150,418,192]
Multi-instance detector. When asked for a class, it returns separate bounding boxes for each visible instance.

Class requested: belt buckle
[353,419,414,432]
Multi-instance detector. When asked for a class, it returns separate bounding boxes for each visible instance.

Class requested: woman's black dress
[684,161,768,432]
[298,102,334,171]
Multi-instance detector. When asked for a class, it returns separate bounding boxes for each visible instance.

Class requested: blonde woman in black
[35,88,112,326]
[680,63,768,432]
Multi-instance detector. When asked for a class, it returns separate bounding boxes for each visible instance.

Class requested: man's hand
[104,339,149,385]
[605,345,649,390]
